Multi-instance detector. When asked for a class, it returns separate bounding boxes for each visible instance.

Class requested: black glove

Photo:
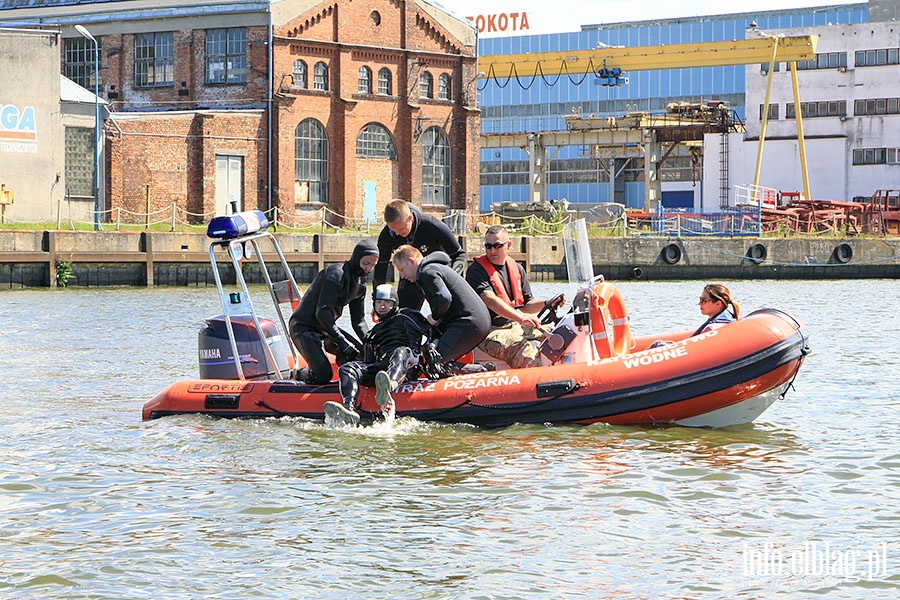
[341,343,360,362]
[422,342,445,380]
[334,334,359,362]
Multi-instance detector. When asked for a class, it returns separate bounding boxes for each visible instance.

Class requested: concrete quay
[1,230,898,288]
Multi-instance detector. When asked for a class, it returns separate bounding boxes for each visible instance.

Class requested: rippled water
[2,280,899,599]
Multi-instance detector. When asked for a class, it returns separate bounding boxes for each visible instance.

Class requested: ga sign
[0,104,37,142]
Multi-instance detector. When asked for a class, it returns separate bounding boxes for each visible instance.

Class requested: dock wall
[1,230,898,288]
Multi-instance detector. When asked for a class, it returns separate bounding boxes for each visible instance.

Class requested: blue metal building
[476,4,868,211]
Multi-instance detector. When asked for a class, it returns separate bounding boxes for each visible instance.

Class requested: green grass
[1,221,205,232]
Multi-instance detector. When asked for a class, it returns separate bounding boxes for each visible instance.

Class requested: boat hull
[143,309,809,428]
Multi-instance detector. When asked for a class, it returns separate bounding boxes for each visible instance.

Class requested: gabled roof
[60,74,108,106]
[414,0,475,48]
[276,0,475,52]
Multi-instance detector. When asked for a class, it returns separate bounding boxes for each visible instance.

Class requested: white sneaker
[323,401,360,427]
[375,371,397,408]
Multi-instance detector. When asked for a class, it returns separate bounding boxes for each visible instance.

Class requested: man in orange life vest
[465,225,563,369]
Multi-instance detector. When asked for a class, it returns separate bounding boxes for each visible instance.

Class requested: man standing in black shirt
[373,199,466,310]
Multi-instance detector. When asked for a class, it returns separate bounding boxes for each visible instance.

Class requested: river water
[1,279,899,599]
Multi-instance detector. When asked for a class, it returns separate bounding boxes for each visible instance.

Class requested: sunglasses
[484,241,509,250]
[699,296,716,304]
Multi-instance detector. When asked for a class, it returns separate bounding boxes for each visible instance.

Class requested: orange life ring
[589,282,633,359]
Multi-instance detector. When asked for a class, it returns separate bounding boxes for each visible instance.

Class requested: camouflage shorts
[478,322,545,369]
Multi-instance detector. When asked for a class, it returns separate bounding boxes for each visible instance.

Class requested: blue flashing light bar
[207,210,270,239]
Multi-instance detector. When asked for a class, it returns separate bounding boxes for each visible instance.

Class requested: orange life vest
[474,255,524,307]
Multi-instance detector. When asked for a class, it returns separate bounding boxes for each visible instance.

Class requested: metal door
[215,155,244,215]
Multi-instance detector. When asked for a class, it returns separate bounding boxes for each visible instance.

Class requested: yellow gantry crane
[478,35,819,209]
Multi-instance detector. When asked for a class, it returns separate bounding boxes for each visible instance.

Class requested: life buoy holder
[661,243,682,265]
[589,282,633,359]
[746,243,767,264]
[834,243,853,264]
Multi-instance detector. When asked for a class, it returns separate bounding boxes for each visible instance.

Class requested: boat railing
[207,230,302,380]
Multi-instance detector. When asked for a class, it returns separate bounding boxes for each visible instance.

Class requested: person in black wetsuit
[373,199,466,310]
[324,284,431,426]
[288,240,379,384]
[391,244,490,370]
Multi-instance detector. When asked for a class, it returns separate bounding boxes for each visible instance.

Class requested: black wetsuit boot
[338,366,360,413]
[376,347,415,407]
[326,364,362,426]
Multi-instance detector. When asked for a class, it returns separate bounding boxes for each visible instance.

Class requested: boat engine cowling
[198,314,290,379]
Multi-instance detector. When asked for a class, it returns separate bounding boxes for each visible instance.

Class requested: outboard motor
[198,314,290,379]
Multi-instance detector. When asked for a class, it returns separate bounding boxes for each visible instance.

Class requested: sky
[445,0,847,36]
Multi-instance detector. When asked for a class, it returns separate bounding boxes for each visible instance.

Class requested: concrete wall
[0,28,64,222]
[2,231,897,288]
[0,27,107,225]
[870,0,900,21]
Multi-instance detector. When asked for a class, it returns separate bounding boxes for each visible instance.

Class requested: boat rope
[778,340,809,402]
[778,370,800,402]
[256,399,291,417]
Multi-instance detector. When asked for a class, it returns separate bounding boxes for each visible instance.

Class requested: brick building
[0,0,479,226]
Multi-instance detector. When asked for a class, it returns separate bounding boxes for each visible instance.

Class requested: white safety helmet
[374,284,399,305]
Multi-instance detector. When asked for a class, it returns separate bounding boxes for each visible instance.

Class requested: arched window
[292,60,307,89]
[419,71,433,99]
[378,67,392,95]
[358,66,372,94]
[438,73,451,100]
[422,126,450,206]
[356,123,396,159]
[295,118,329,203]
[313,61,328,91]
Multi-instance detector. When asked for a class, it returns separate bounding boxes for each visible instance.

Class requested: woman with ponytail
[693,283,741,336]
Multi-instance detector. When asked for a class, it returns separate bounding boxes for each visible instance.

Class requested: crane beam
[479,35,818,80]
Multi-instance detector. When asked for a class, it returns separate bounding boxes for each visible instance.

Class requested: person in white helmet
[324,284,431,426]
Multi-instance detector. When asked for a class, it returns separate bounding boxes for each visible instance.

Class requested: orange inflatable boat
[143,214,810,428]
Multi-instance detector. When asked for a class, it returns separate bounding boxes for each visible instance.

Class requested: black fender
[661,243,682,265]
[746,243,767,264]
[833,242,853,264]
